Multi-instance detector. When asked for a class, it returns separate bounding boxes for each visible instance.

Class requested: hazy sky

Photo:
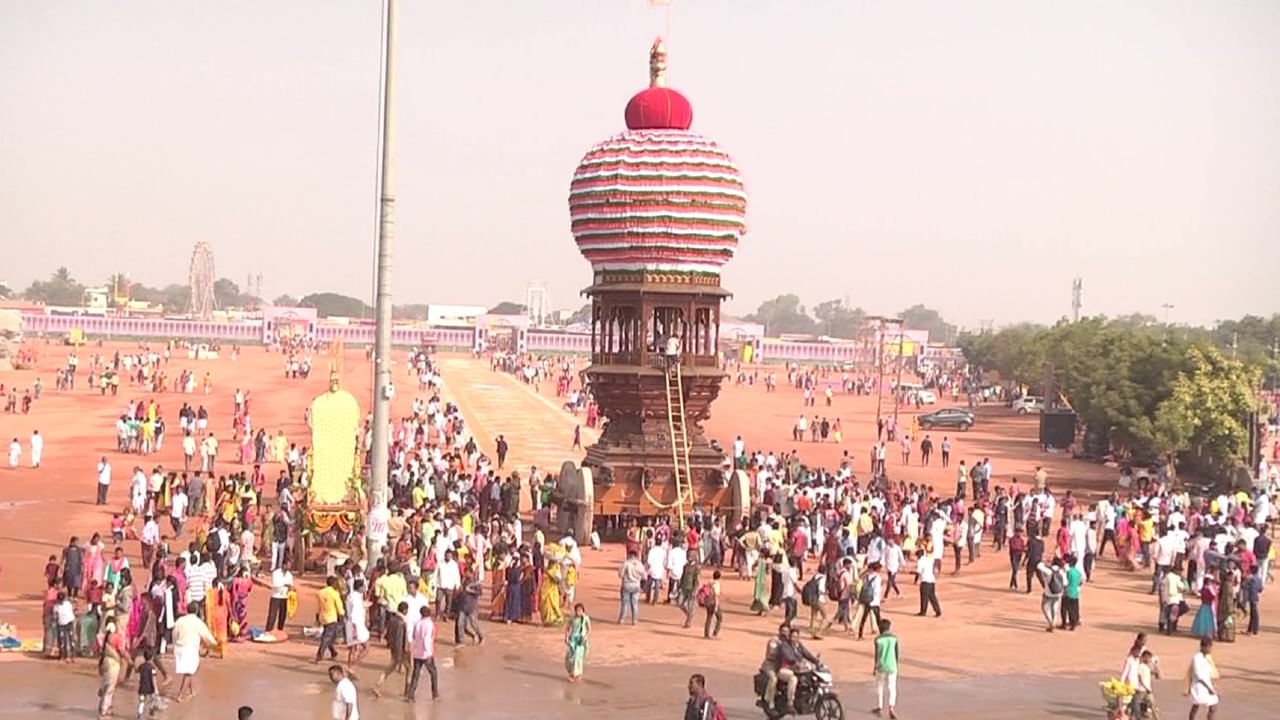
[2,1,1277,329]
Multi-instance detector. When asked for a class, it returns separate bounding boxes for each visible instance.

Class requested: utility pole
[1071,278,1082,323]
[367,0,398,565]
[892,321,905,428]
[1272,337,1278,396]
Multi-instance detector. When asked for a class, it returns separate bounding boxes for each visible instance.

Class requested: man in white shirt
[913,549,941,617]
[665,541,688,602]
[140,514,161,568]
[646,541,668,604]
[130,469,148,514]
[172,604,217,702]
[29,430,43,468]
[169,485,189,537]
[182,432,197,473]
[433,550,462,618]
[329,664,360,720]
[266,561,293,631]
[96,457,112,505]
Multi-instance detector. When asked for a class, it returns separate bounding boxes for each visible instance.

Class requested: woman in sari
[490,551,510,621]
[230,568,253,642]
[502,552,524,624]
[1190,575,1218,638]
[1216,565,1237,643]
[206,579,230,657]
[564,603,591,683]
[520,554,537,624]
[272,431,287,463]
[83,533,106,596]
[104,548,130,591]
[751,552,772,615]
[539,561,566,626]
[768,553,787,611]
[42,580,60,659]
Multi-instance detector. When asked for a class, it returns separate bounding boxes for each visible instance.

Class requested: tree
[745,294,817,336]
[813,299,866,339]
[394,304,429,320]
[273,294,300,307]
[0,282,12,299]
[487,301,526,315]
[1164,346,1260,465]
[566,303,592,325]
[22,266,85,306]
[157,284,191,313]
[213,278,260,309]
[299,292,371,318]
[900,304,957,344]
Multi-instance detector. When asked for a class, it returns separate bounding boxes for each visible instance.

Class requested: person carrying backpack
[684,673,727,720]
[1037,557,1066,632]
[802,567,828,639]
[696,570,723,639]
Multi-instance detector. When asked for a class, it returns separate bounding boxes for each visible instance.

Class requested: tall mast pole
[367,0,398,564]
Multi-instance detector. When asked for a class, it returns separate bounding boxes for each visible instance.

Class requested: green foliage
[813,299,866,339]
[393,303,429,320]
[487,301,526,315]
[299,292,372,318]
[0,282,12,299]
[566,303,592,325]
[746,294,817,336]
[961,317,1265,465]
[901,304,957,344]
[213,278,259,309]
[22,266,85,306]
[273,294,300,307]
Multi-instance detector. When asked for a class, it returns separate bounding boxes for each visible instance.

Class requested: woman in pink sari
[83,533,106,595]
[230,568,253,641]
[240,433,253,465]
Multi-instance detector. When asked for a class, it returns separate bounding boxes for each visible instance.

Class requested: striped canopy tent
[570,38,746,282]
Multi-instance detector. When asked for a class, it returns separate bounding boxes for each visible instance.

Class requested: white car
[917,389,937,404]
[1012,396,1044,414]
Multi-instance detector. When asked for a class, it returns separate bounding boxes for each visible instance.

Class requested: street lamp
[867,315,903,436]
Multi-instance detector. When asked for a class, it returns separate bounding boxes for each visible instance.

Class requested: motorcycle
[753,663,844,720]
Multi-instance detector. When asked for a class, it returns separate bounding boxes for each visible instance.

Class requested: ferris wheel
[189,242,217,318]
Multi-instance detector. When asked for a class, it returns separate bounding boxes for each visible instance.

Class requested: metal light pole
[367,0,398,564]
[892,321,905,427]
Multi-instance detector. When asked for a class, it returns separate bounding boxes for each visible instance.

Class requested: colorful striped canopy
[570,129,747,278]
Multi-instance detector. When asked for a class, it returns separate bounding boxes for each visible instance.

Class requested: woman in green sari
[751,553,772,615]
[564,603,591,683]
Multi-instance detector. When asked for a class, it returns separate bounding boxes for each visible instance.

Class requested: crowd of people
[12,342,1278,720]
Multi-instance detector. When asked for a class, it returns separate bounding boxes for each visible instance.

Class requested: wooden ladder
[664,362,695,527]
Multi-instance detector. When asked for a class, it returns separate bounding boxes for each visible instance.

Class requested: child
[1130,649,1157,718]
[53,591,75,662]
[135,647,168,718]
[123,509,139,541]
[43,555,60,586]
[85,579,104,608]
[111,514,125,545]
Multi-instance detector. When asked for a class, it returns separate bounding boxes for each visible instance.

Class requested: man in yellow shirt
[316,576,345,662]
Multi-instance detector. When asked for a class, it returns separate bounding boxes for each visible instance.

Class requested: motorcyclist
[759,623,790,712]
[777,626,821,712]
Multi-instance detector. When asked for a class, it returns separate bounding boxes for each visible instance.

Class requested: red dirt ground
[1,343,1276,719]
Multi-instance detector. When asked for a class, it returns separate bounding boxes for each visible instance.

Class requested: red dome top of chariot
[623,38,693,130]
[569,37,746,279]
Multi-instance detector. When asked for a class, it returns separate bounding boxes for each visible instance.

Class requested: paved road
[435,357,598,485]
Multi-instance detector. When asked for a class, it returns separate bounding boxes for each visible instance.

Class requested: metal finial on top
[649,37,668,88]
